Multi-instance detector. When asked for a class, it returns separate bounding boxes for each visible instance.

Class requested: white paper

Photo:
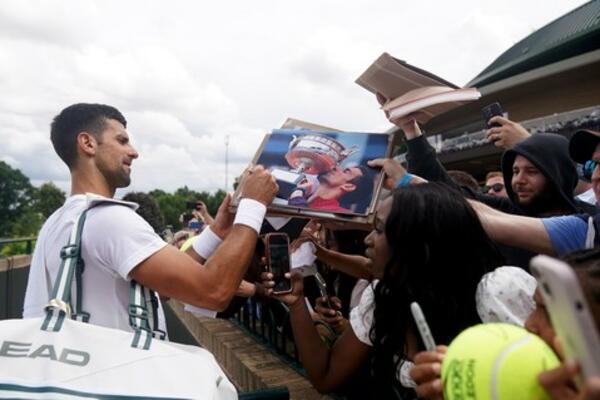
[291,242,318,277]
[184,304,218,318]
[265,216,292,231]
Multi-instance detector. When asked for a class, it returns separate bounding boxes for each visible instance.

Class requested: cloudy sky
[0,0,588,196]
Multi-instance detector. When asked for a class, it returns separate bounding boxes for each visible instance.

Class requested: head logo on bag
[0,341,90,366]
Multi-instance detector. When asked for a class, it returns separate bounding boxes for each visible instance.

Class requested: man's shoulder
[37,196,86,239]
[86,203,148,232]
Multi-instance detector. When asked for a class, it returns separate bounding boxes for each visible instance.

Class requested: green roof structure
[468,0,600,87]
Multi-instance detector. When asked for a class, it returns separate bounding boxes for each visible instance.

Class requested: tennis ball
[441,323,559,400]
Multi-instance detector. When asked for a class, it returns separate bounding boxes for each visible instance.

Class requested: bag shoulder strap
[42,200,165,349]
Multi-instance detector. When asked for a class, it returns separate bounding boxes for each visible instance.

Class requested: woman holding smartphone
[265,180,503,398]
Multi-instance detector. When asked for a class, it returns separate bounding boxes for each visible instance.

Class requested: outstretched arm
[315,246,373,280]
[131,166,279,311]
[468,199,555,255]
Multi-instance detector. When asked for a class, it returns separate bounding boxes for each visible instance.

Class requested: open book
[356,53,481,123]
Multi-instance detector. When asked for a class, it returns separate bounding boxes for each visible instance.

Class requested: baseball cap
[569,129,600,163]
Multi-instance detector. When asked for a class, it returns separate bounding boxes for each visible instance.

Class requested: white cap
[476,266,537,326]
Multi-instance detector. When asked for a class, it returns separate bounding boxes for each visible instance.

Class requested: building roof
[468,0,600,87]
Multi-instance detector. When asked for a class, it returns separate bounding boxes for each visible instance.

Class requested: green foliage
[0,239,36,257]
[149,186,226,231]
[0,161,66,240]
[0,160,35,236]
[122,192,165,234]
[35,182,66,219]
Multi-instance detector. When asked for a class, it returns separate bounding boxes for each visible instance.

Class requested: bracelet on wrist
[395,173,414,188]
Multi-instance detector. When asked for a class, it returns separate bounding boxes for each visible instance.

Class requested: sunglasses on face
[482,182,505,194]
[582,160,597,181]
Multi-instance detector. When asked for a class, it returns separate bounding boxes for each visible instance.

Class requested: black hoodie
[405,133,597,267]
[501,133,593,216]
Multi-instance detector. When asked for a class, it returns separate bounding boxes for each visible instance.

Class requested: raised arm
[269,272,370,393]
[315,245,372,280]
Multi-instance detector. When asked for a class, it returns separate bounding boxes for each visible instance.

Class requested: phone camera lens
[575,301,583,311]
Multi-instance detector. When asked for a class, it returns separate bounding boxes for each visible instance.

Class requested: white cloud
[0,0,589,195]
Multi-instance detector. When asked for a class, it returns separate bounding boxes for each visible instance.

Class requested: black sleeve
[406,135,520,213]
[406,135,456,187]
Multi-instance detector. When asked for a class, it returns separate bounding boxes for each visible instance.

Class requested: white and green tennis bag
[0,201,237,399]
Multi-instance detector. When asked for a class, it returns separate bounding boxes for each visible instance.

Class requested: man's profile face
[94,119,139,189]
[321,166,362,189]
[511,155,547,206]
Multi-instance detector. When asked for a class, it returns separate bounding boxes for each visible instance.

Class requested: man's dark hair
[339,165,375,211]
[448,170,480,193]
[50,103,127,169]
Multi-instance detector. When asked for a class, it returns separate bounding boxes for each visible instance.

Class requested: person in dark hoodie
[371,116,596,267]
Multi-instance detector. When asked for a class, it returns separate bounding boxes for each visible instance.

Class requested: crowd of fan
[25,101,600,400]
[174,111,600,399]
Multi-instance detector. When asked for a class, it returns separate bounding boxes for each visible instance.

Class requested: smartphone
[482,102,504,129]
[188,220,203,231]
[266,233,292,294]
[530,255,600,384]
[410,302,437,352]
[186,201,197,210]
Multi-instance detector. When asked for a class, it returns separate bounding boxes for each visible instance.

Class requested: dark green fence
[0,238,36,319]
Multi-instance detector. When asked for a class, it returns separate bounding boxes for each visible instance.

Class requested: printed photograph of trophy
[236,129,391,221]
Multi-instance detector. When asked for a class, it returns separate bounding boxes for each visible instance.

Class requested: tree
[149,187,227,231]
[0,161,35,237]
[34,182,66,219]
[122,192,165,234]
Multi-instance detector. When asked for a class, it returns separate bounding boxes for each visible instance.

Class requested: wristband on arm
[395,173,414,188]
[191,226,223,260]
[233,198,266,234]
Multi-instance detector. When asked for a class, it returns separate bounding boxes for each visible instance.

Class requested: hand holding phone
[266,233,292,295]
[315,296,343,321]
[482,102,505,130]
[530,255,600,385]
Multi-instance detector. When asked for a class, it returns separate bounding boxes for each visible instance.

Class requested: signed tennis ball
[441,323,559,400]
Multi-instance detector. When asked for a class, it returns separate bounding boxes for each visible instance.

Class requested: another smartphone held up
[482,102,505,130]
[530,255,600,385]
[265,233,293,295]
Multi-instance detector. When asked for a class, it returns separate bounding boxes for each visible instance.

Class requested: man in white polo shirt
[23,103,278,333]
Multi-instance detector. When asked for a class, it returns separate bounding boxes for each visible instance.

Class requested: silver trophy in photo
[271,133,357,199]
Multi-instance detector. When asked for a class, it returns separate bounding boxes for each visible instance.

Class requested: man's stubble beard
[515,185,569,216]
[97,160,132,190]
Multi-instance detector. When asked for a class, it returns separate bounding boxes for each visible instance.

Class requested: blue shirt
[542,216,588,257]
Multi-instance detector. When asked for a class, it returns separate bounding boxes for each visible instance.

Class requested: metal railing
[233,297,303,372]
[1,237,36,320]
[0,237,37,257]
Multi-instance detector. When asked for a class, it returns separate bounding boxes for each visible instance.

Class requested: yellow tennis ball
[441,323,559,400]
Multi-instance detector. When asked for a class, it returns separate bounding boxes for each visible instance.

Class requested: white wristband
[192,226,223,259]
[234,198,266,234]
